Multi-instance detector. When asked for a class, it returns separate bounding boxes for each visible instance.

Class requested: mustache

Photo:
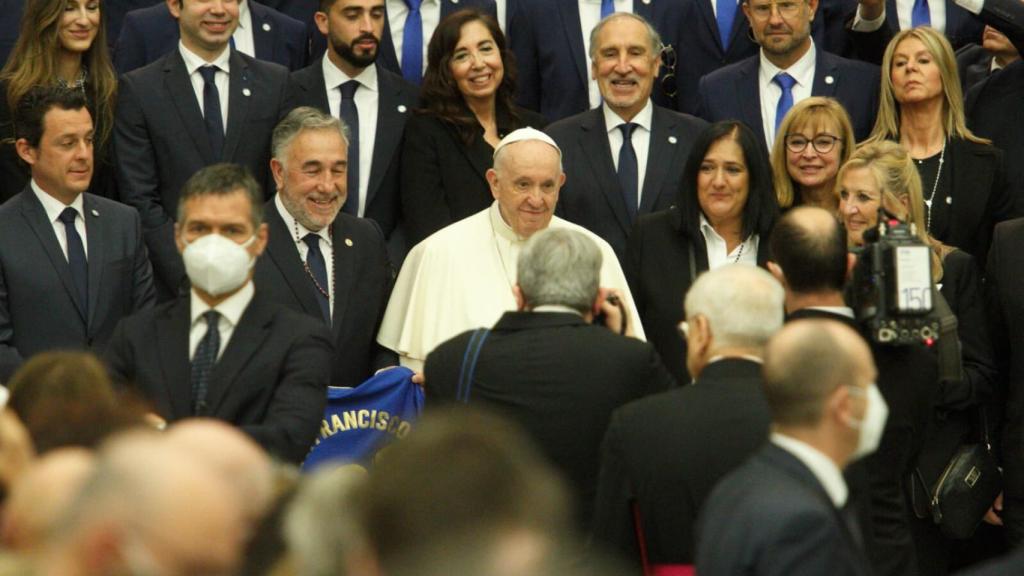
[351,33,379,47]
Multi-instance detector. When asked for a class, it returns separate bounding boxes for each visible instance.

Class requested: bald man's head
[769,206,849,294]
[1,448,94,551]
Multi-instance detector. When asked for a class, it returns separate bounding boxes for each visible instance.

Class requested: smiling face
[448,20,504,107]
[838,166,882,246]
[168,0,239,61]
[890,37,944,106]
[785,118,843,191]
[697,135,750,228]
[59,0,100,55]
[17,106,94,205]
[591,16,660,122]
[487,140,565,239]
[271,128,348,232]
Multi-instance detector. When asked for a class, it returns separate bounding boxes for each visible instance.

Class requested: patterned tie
[773,72,797,133]
[617,123,639,223]
[199,65,224,159]
[339,80,360,216]
[58,207,88,319]
[911,0,930,27]
[717,0,737,51]
[303,234,331,325]
[601,0,615,18]
[190,310,220,416]
[402,0,424,84]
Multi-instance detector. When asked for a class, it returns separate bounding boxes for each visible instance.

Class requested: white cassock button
[398,105,407,113]
[825,76,835,85]
[668,136,677,144]
[263,23,271,32]
[243,88,252,97]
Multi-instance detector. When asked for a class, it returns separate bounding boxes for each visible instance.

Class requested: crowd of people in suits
[2,0,1024,573]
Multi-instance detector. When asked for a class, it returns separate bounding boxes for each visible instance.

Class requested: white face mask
[182,233,256,296]
[845,383,889,461]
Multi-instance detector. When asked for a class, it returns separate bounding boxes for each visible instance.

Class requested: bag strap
[456,328,490,404]
[632,501,652,576]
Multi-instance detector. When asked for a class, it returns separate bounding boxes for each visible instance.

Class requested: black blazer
[547,105,708,262]
[592,359,771,565]
[115,48,291,299]
[956,43,995,96]
[424,311,674,530]
[0,188,156,381]
[966,60,1024,218]
[104,289,333,464]
[253,201,396,389]
[625,206,771,386]
[399,107,547,244]
[286,60,419,239]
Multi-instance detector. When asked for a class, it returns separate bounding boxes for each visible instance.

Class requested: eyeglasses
[747,0,804,20]
[785,133,841,154]
[660,45,678,99]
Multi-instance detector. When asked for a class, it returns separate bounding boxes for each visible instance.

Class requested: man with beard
[287,0,419,254]
[696,0,881,148]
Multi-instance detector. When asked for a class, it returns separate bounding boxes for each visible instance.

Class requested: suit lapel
[379,5,401,73]
[302,60,332,111]
[250,3,274,63]
[812,50,839,98]
[19,191,87,322]
[455,126,494,182]
[83,195,105,331]
[223,51,252,162]
[929,140,959,240]
[885,0,899,32]
[165,52,217,164]
[556,0,589,92]
[367,70,410,208]
[737,60,765,145]
[580,110,632,233]
[264,204,324,318]
[640,106,676,214]
[696,0,726,54]
[330,217,356,339]
[156,299,193,420]
[206,294,273,414]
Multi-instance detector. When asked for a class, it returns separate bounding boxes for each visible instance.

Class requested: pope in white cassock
[378,128,644,371]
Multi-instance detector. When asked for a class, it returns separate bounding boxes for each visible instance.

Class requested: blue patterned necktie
[618,123,639,223]
[717,0,737,50]
[601,0,615,18]
[911,0,931,27]
[191,310,220,416]
[402,0,424,84]
[773,72,797,133]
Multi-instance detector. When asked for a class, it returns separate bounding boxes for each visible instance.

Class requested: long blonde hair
[867,27,986,145]
[771,97,856,209]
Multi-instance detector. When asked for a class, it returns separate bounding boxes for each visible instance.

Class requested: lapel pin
[345,238,354,247]
[91,209,99,217]
[398,104,407,113]
[824,75,835,85]
[643,0,651,4]
[262,23,271,31]
[668,136,678,144]
[243,88,252,97]
[452,0,459,3]
[946,196,952,205]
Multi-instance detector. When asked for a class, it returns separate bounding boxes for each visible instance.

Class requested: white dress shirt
[322,57,380,218]
[179,41,231,131]
[758,41,815,148]
[232,0,256,58]
[31,180,88,259]
[579,0,634,109]
[386,0,440,75]
[699,214,759,269]
[189,280,255,360]
[603,99,652,208]
[275,195,335,317]
[852,0,947,33]
[771,432,849,508]
[495,0,507,31]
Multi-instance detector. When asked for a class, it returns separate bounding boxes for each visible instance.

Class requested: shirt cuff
[953,0,984,15]
[851,7,887,31]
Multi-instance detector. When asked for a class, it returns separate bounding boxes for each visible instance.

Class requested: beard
[332,32,379,69]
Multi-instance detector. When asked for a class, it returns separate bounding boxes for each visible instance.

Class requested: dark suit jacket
[377,0,497,79]
[286,60,419,239]
[253,201,396,389]
[0,1,22,69]
[956,43,996,95]
[0,188,155,381]
[547,105,708,262]
[104,289,333,463]
[697,442,874,576]
[103,0,163,51]
[697,47,881,145]
[424,311,674,529]
[115,49,290,299]
[113,1,308,74]
[625,206,771,386]
[399,107,547,244]
[882,0,984,50]
[967,60,1024,213]
[591,359,770,565]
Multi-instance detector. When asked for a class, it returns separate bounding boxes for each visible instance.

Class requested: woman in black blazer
[400,9,545,245]
[868,26,1018,266]
[625,121,779,385]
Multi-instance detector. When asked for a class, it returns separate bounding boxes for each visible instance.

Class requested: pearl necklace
[919,140,947,232]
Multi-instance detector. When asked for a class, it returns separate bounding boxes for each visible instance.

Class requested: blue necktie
[303,234,331,325]
[199,66,224,159]
[339,81,360,216]
[773,72,797,133]
[402,0,423,84]
[618,123,639,223]
[911,0,930,27]
[717,0,737,51]
[190,310,220,416]
[601,0,615,18]
[58,207,88,319]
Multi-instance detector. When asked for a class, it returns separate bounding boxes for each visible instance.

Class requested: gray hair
[271,106,348,166]
[517,228,601,313]
[684,265,785,350]
[588,12,664,61]
[284,465,368,576]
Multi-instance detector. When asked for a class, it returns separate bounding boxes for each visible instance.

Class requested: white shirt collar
[771,432,849,507]
[31,179,84,222]
[237,0,249,30]
[322,54,379,93]
[603,98,654,134]
[532,305,584,316]
[274,194,332,247]
[189,280,255,329]
[489,201,528,243]
[179,39,232,72]
[759,40,817,89]
[806,306,855,319]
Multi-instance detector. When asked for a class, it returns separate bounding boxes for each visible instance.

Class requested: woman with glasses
[771,97,855,214]
[625,121,778,385]
[868,26,1017,265]
[837,140,997,576]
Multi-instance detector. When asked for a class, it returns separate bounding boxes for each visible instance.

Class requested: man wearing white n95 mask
[105,163,334,465]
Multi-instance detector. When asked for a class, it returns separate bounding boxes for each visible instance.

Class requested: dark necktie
[58,207,88,318]
[617,123,639,223]
[773,72,797,133]
[601,0,615,18]
[199,65,224,159]
[717,0,737,51]
[303,234,331,325]
[190,310,220,416]
[339,80,360,216]
[402,0,423,84]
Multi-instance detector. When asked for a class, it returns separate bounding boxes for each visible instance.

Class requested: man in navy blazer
[547,13,707,262]
[697,0,881,148]
[0,87,155,382]
[115,0,291,300]
[113,0,308,74]
[287,0,418,246]
[697,319,880,576]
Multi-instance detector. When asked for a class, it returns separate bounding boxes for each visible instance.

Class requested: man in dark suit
[115,0,291,300]
[697,0,881,147]
[424,227,674,530]
[591,264,783,568]
[105,164,333,464]
[697,318,881,576]
[547,13,707,262]
[956,26,1020,93]
[874,0,984,49]
[113,0,308,74]
[0,87,155,382]
[287,0,418,248]
[255,107,395,389]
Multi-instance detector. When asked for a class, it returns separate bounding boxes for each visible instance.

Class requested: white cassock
[377,202,645,371]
